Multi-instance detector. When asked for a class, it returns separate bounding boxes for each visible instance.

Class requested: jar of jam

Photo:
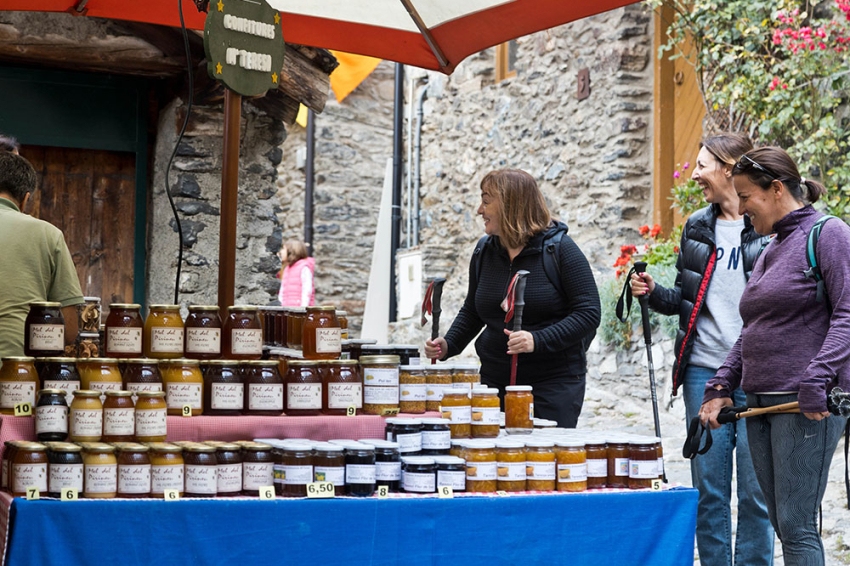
[390,344,421,366]
[36,357,80,405]
[440,385,472,438]
[424,365,452,412]
[357,439,400,492]
[302,306,340,360]
[344,443,376,497]
[401,456,436,494]
[398,365,426,414]
[628,437,659,489]
[134,391,168,442]
[335,310,348,340]
[391,418,423,455]
[285,307,306,349]
[280,441,312,497]
[321,359,362,415]
[451,362,480,391]
[360,355,399,416]
[46,442,84,498]
[504,385,534,434]
[202,360,243,415]
[11,441,48,497]
[606,435,631,489]
[243,360,284,416]
[0,356,39,415]
[69,390,103,442]
[242,442,275,496]
[284,360,322,416]
[464,439,497,493]
[81,442,118,498]
[105,304,144,358]
[102,390,135,442]
[496,438,527,492]
[117,443,152,498]
[2,441,21,491]
[24,301,65,357]
[144,305,185,359]
[160,359,204,416]
[555,440,587,492]
[148,442,185,497]
[35,389,68,441]
[340,338,377,361]
[471,387,501,438]
[524,438,556,491]
[420,418,451,456]
[585,436,608,489]
[183,443,218,497]
[312,442,345,496]
[77,358,123,397]
[121,359,163,400]
[216,443,243,496]
[222,306,263,360]
[433,455,466,492]
[184,305,222,360]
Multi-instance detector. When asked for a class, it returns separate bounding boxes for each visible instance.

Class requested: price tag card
[164,489,181,501]
[259,486,276,500]
[306,482,335,499]
[181,405,193,418]
[651,479,663,492]
[61,488,78,502]
[376,485,389,499]
[14,403,32,417]
[437,486,453,499]
[495,490,509,497]
[381,408,400,417]
[25,487,40,500]
[346,406,357,417]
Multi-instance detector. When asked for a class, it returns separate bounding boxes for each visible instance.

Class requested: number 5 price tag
[306,482,335,499]
[651,479,663,492]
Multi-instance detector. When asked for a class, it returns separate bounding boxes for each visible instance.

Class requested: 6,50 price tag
[306,482,335,499]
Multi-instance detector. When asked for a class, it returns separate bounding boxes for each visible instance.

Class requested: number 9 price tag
[61,488,78,502]
[259,486,275,500]
[346,406,357,417]
[438,486,453,499]
[181,405,193,418]
[14,402,32,417]
[306,482,335,499]
[164,489,180,501]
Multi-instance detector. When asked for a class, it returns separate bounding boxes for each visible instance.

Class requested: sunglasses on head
[737,154,781,179]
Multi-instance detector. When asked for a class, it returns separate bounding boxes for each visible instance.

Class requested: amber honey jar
[148,442,185,497]
[134,391,167,442]
[471,387,500,438]
[144,304,184,359]
[606,435,630,489]
[46,442,84,498]
[184,305,222,360]
[216,443,244,496]
[243,360,284,416]
[285,307,306,350]
[524,438,556,492]
[183,443,218,497]
[424,365,452,412]
[285,360,322,416]
[116,443,151,498]
[241,442,275,496]
[203,360,243,416]
[398,365,426,414]
[24,301,65,357]
[464,439,497,493]
[335,310,348,340]
[321,359,361,415]
[102,390,135,442]
[496,438,526,492]
[160,359,203,416]
[69,390,103,442]
[440,385,471,438]
[0,356,39,415]
[11,441,48,497]
[555,440,587,492]
[585,436,608,489]
[360,355,400,416]
[222,306,263,360]
[628,437,659,489]
[36,357,80,405]
[504,385,534,434]
[121,359,163,399]
[77,358,123,396]
[35,389,68,442]
[302,306,340,360]
[81,442,118,499]
[105,304,144,358]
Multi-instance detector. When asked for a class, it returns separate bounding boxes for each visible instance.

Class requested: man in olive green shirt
[0,150,83,358]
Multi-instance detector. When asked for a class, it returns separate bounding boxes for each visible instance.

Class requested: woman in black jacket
[424,169,600,427]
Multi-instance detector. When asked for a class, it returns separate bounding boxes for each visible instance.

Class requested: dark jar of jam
[420,418,451,456]
[36,357,80,405]
[371,440,401,493]
[24,302,66,357]
[243,360,284,416]
[104,304,144,358]
[203,360,243,416]
[215,443,244,496]
[120,359,163,400]
[117,443,152,498]
[183,444,218,498]
[312,443,345,496]
[344,443,376,497]
[35,389,69,441]
[434,455,466,492]
[184,305,222,360]
[46,442,84,498]
[401,456,437,494]
[222,306,263,360]
[284,360,322,416]
[280,441,313,497]
[321,359,362,416]
[241,442,275,496]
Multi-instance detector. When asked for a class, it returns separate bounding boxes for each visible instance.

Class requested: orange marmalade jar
[504,385,533,434]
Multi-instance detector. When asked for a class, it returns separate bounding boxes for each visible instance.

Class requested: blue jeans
[683,365,774,566]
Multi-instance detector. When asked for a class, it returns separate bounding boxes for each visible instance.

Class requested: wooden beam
[653,5,675,234]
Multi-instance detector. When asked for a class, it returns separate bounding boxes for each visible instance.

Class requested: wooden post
[218,88,241,312]
[653,4,675,234]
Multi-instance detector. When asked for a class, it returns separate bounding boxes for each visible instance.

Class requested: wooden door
[23,146,137,305]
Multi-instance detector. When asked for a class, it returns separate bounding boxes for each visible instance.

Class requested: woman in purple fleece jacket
[700,147,850,566]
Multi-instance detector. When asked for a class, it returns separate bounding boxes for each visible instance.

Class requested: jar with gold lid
[203,360,243,416]
[215,443,243,496]
[35,389,68,441]
[360,354,399,416]
[134,391,167,442]
[555,440,587,492]
[104,304,144,358]
[116,443,151,498]
[160,359,203,416]
[77,358,123,397]
[285,307,306,349]
[524,438,556,492]
[398,365,426,414]
[102,390,135,442]
[144,304,185,359]
[424,365,452,412]
[464,439,497,493]
[81,442,118,498]
[46,442,83,498]
[243,360,284,416]
[11,441,48,497]
[495,438,526,492]
[120,359,163,400]
[504,385,534,434]
[440,385,472,439]
[69,390,103,442]
[284,360,322,416]
[302,306,340,360]
[36,357,80,405]
[147,442,185,497]
[184,305,222,360]
[321,359,361,415]
[222,306,263,360]
[24,301,65,357]
[471,387,501,438]
[241,442,275,496]
[183,443,218,497]
[0,356,39,415]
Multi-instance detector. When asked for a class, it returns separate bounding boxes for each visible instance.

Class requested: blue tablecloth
[5,488,697,565]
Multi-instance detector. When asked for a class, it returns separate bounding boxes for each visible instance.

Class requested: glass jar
[280,441,312,497]
[398,365,426,414]
[555,440,587,492]
[77,358,123,397]
[160,359,204,416]
[102,391,135,442]
[302,306,340,360]
[78,296,102,333]
[335,310,348,340]
[464,439,497,493]
[424,365,452,412]
[202,360,243,416]
[390,344,421,366]
[75,332,100,358]
[148,442,185,497]
[242,442,275,496]
[46,442,84,498]
[104,304,144,358]
[134,391,168,442]
[216,443,244,496]
[420,418,451,456]
[0,356,39,415]
[434,455,466,492]
[360,355,399,416]
[117,443,152,498]
[120,358,163,402]
[69,390,103,442]
[391,418,423,455]
[35,389,69,441]
[285,307,306,349]
[606,436,631,489]
[628,438,659,489]
[311,443,345,496]
[504,385,534,434]
[344,443,376,497]
[81,442,118,498]
[496,438,527,492]
[585,437,608,489]
[36,357,80,405]
[440,385,472,438]
[243,360,284,416]
[452,362,480,391]
[222,306,263,360]
[183,443,218,497]
[11,441,48,497]
[2,441,22,491]
[401,456,436,494]
[471,387,501,438]
[524,439,556,491]
[24,301,65,357]
[184,305,222,360]
[321,359,362,415]
[144,305,184,359]
[284,360,322,416]
[340,338,377,361]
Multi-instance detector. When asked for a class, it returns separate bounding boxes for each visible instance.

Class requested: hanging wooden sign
[204,0,285,97]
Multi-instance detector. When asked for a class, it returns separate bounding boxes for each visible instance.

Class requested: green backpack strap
[803,215,838,306]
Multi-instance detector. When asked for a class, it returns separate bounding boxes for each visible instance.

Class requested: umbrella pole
[218,88,241,312]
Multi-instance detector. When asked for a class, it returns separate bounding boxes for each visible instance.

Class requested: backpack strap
[542,230,565,296]
[471,235,490,289]
[803,215,837,307]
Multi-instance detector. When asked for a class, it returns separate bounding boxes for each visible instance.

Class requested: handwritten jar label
[248,383,283,411]
[107,327,142,354]
[243,462,274,490]
[118,464,151,494]
[286,383,321,410]
[211,383,244,410]
[152,465,184,492]
[166,383,202,409]
[185,328,221,354]
[217,463,243,492]
[85,464,117,494]
[49,463,83,494]
[327,383,362,409]
[104,408,135,436]
[150,327,185,354]
[231,329,262,355]
[71,409,103,437]
[185,465,217,495]
[29,324,65,351]
[0,381,37,409]
[135,409,167,437]
[35,405,69,435]
[13,463,48,494]
[315,328,341,354]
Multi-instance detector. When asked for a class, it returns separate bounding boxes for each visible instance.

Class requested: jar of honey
[121,359,163,399]
[302,306,340,360]
[284,360,322,416]
[36,357,80,405]
[222,306,263,360]
[321,359,361,415]
[471,387,501,438]
[35,389,69,442]
[148,442,185,497]
[134,391,168,442]
[46,442,84,498]
[243,360,284,416]
[606,435,630,489]
[144,304,185,359]
[24,301,65,357]
[11,441,48,497]
[184,305,222,360]
[216,443,244,496]
[116,443,152,498]
[504,385,534,434]
[628,437,659,489]
[555,439,587,492]
[439,385,471,438]
[495,438,526,492]
[360,354,399,416]
[464,439,497,493]
[424,365,452,412]
[81,442,118,498]
[585,436,608,489]
[203,360,243,416]
[69,390,103,442]
[0,356,39,415]
[104,304,144,358]
[77,358,123,396]
[183,443,218,497]
[398,365,426,414]
[285,307,306,349]
[102,391,135,442]
[241,442,275,496]
[335,310,348,340]
[160,359,204,416]
[524,438,556,491]
[279,441,312,497]
[312,443,345,496]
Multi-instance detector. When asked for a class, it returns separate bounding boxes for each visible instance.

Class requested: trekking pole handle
[634,262,652,344]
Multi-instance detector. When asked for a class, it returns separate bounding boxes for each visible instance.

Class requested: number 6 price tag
[61,488,78,502]
[438,486,453,499]
[259,486,276,500]
[164,489,180,501]
[306,482,335,499]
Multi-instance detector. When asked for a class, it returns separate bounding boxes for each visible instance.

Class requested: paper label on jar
[529,402,534,421]
[327,383,362,409]
[185,465,218,494]
[527,461,556,481]
[29,323,65,351]
[166,382,202,409]
[90,381,123,395]
[281,464,312,485]
[35,405,68,434]
[587,458,607,478]
[315,327,341,354]
[402,471,435,493]
[363,367,398,387]
[185,327,221,354]
[103,407,135,435]
[557,463,587,483]
[231,328,262,355]
[44,380,80,405]
[119,464,152,494]
[49,463,83,494]
[0,381,37,409]
[217,463,244,492]
[314,466,345,486]
[497,461,526,481]
[614,457,629,477]
[286,383,321,410]
[127,382,162,405]
[437,470,466,490]
[395,432,422,454]
[363,385,398,405]
[629,459,658,480]
[375,461,401,481]
[440,404,471,424]
[421,430,451,450]
[408,356,421,366]
[85,464,117,494]
[13,463,48,494]
[426,384,446,402]
[152,464,184,492]
[471,406,500,426]
[107,327,142,354]
[249,383,283,411]
[71,408,103,437]
[345,464,376,484]
[466,461,497,481]
[400,383,426,402]
[212,383,245,410]
[243,462,274,490]
[135,408,167,437]
[150,327,185,354]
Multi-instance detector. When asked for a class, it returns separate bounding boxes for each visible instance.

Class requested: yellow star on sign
[271,72,278,84]
[217,0,224,12]
[216,62,223,75]
[274,13,280,24]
